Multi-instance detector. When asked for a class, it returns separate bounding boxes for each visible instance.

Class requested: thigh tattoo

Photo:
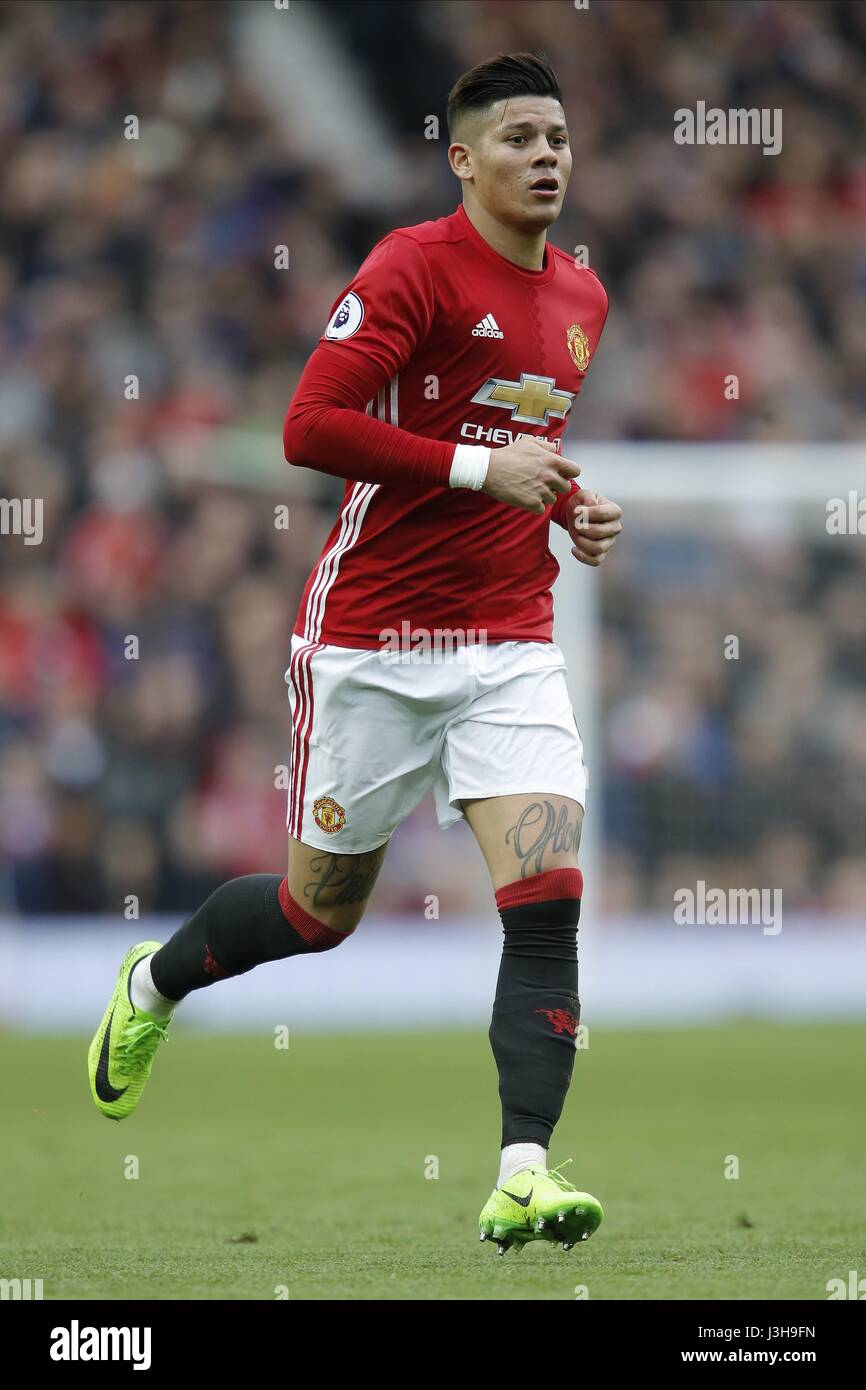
[504,800,582,879]
[303,849,385,909]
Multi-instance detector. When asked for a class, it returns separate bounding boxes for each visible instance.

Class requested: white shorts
[284,635,587,853]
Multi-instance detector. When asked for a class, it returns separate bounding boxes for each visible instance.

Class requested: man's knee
[282,884,370,940]
[277,873,362,949]
[306,901,367,939]
[286,838,386,940]
[495,866,583,927]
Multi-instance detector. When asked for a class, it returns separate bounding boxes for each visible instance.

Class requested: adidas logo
[472,313,504,339]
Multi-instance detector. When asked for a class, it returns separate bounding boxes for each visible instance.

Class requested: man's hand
[565,488,623,566]
[482,437,580,514]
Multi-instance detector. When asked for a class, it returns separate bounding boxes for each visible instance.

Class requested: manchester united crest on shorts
[566,323,590,372]
[313,795,346,834]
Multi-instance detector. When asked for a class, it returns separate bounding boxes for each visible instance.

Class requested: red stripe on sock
[277,875,352,950]
[495,867,584,913]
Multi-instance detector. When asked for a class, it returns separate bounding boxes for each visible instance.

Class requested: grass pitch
[1,1022,862,1300]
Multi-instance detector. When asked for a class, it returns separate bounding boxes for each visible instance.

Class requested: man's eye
[509,135,568,146]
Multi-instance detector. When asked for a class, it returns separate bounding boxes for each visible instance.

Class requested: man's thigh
[462,793,583,892]
[287,833,388,933]
[436,642,587,840]
[285,639,472,931]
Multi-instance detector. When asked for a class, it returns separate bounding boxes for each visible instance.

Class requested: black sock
[149,874,317,1002]
[488,888,581,1149]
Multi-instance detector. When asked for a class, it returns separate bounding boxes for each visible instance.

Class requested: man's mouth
[528,177,559,198]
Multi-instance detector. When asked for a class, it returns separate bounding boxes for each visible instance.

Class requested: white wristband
[449,443,490,490]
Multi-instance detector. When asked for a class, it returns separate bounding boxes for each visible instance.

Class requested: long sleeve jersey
[283,202,609,648]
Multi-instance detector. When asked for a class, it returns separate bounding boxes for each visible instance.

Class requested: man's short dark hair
[447,51,563,141]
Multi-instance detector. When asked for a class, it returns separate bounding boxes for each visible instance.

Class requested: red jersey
[283,202,609,649]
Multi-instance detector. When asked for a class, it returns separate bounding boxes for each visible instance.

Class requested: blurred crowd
[601,530,866,914]
[0,0,864,918]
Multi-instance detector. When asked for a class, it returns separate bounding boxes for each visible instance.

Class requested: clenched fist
[563,488,623,567]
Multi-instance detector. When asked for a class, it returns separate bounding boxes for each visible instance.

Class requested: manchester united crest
[566,323,591,372]
[313,795,346,834]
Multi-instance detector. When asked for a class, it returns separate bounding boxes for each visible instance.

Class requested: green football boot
[479,1159,603,1255]
[87,941,171,1121]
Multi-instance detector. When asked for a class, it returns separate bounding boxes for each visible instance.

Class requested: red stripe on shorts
[289,641,321,839]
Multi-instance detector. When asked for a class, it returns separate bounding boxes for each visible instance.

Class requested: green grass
[0,1023,863,1299]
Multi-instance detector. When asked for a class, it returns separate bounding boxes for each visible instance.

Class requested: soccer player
[88,51,622,1256]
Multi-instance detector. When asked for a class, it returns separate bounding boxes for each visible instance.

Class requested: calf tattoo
[504,800,581,879]
[303,849,385,908]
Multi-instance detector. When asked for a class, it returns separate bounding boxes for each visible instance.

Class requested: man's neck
[462,199,547,271]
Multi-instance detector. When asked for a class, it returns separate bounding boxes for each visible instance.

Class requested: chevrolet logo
[471,373,575,427]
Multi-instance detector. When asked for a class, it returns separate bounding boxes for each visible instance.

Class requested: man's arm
[284,232,483,489]
[283,232,579,507]
[283,338,457,488]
